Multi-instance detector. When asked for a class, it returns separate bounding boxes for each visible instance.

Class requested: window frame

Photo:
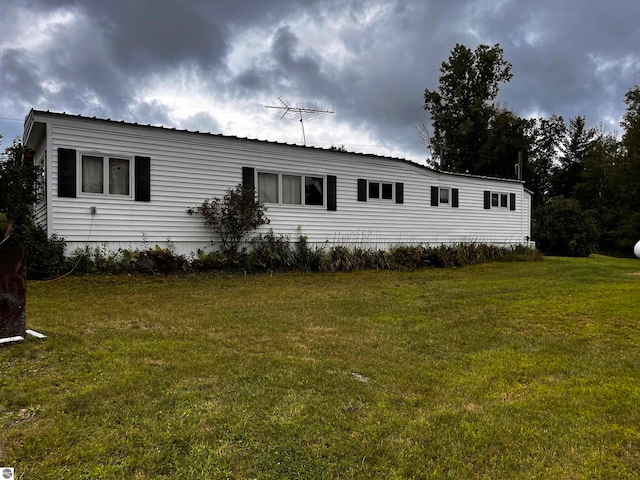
[77,151,133,198]
[431,186,459,208]
[485,190,515,210]
[366,180,395,202]
[491,192,508,209]
[256,170,327,207]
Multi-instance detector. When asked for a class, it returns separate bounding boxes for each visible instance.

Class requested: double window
[257,171,324,206]
[367,181,394,200]
[484,191,516,211]
[81,155,131,196]
[57,148,150,201]
[491,192,508,208]
[357,179,403,203]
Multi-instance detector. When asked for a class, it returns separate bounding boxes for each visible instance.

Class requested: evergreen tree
[549,116,596,198]
[529,115,566,208]
[614,85,640,250]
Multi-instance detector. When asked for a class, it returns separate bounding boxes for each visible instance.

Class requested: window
[58,148,149,201]
[490,192,507,208]
[282,174,301,204]
[110,158,130,195]
[381,183,393,200]
[81,154,131,196]
[258,172,278,203]
[305,176,324,205]
[82,155,103,193]
[36,151,46,204]
[363,180,395,201]
[484,191,516,211]
[439,188,450,204]
[357,179,404,204]
[369,182,380,199]
[431,186,459,207]
[256,171,325,206]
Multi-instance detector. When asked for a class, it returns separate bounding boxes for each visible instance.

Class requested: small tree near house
[187,184,270,253]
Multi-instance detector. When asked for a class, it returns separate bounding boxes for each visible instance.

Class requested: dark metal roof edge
[28,109,524,185]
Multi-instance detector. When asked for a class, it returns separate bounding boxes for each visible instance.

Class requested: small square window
[440,188,450,204]
[369,182,380,199]
[491,193,499,207]
[500,193,508,208]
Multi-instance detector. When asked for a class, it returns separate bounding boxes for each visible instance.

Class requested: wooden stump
[0,246,26,339]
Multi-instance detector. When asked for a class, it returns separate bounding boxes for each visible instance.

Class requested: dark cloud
[1,0,639,160]
[89,1,228,73]
[0,49,44,107]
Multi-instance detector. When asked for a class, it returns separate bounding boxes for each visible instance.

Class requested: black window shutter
[452,188,459,208]
[510,193,516,211]
[327,175,337,211]
[395,182,404,204]
[58,148,76,198]
[135,156,151,202]
[242,167,255,190]
[431,186,439,206]
[484,190,491,209]
[357,179,367,202]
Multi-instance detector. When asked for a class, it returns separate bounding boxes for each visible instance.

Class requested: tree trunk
[0,246,26,340]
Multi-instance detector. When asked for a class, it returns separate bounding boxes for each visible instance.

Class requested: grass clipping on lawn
[2,256,640,479]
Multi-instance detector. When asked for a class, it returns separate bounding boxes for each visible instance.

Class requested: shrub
[131,246,189,274]
[389,245,431,270]
[3,223,66,280]
[533,196,599,257]
[187,185,269,254]
[43,238,541,277]
[249,231,295,271]
[293,236,324,272]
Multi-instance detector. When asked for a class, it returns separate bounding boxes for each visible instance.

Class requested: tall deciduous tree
[423,43,512,173]
[480,107,535,179]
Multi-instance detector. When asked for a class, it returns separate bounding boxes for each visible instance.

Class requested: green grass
[2,256,640,479]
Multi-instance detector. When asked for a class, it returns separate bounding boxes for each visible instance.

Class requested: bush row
[61,232,541,277]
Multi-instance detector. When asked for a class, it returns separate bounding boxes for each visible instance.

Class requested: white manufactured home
[23,109,532,255]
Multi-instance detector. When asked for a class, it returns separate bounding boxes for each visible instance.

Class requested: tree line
[422,43,640,257]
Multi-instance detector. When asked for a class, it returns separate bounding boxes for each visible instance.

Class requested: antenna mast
[265,97,334,145]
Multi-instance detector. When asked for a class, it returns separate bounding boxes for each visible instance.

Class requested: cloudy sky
[1,0,639,163]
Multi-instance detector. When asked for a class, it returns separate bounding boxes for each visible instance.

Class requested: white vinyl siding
[30,111,532,255]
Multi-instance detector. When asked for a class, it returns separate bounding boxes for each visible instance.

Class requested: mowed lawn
[2,256,640,479]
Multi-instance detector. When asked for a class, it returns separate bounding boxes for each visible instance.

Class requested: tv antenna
[265,97,334,145]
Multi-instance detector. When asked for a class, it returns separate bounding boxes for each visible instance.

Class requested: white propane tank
[635,240,640,258]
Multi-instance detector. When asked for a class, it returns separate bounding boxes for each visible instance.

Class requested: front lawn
[2,256,640,478]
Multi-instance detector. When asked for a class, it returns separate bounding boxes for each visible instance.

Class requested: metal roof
[27,109,526,185]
